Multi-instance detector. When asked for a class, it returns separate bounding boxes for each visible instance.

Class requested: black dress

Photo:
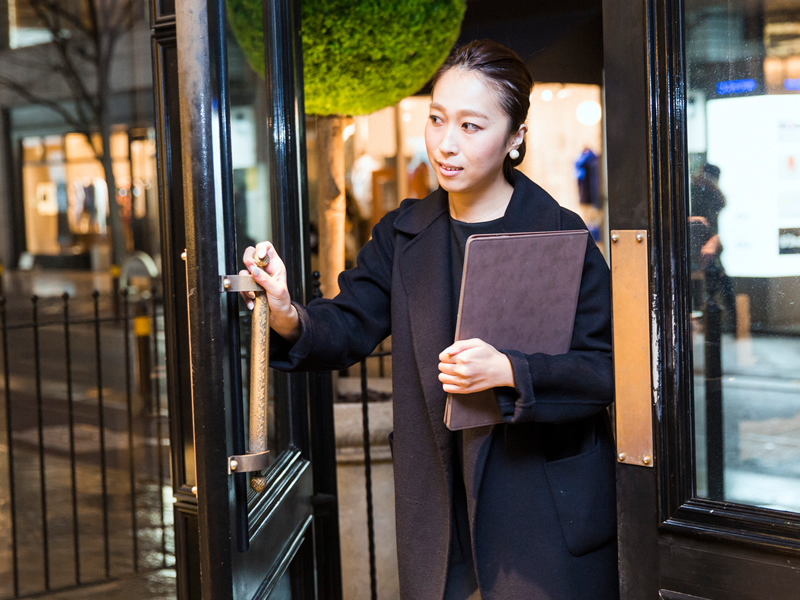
[445,215,504,600]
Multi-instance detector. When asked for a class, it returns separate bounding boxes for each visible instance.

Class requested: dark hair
[430,39,533,184]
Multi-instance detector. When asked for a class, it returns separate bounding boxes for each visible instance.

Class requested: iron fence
[0,289,173,599]
[355,348,392,600]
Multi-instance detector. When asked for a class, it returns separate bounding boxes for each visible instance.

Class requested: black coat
[271,171,619,600]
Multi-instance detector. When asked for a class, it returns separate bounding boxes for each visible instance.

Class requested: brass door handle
[221,256,271,492]
[247,254,269,492]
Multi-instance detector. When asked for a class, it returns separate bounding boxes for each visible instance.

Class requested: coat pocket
[543,437,616,557]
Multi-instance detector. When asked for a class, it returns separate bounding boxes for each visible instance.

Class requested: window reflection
[687,0,800,512]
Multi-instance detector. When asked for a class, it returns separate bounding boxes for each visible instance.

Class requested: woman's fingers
[438,338,507,393]
[439,371,488,394]
[438,363,472,388]
[438,361,461,376]
[439,338,484,361]
[242,245,257,267]
[254,241,285,277]
[248,262,280,294]
[255,241,272,262]
[241,241,298,342]
[245,241,288,284]
[438,372,462,385]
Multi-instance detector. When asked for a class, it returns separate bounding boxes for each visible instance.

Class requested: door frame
[152,0,341,596]
[605,0,800,598]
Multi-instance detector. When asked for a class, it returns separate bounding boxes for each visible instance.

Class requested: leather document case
[444,230,589,430]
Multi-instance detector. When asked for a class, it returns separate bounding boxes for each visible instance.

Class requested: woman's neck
[448,172,514,223]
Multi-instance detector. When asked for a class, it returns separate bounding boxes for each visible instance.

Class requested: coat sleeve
[269,209,398,372]
[494,241,614,424]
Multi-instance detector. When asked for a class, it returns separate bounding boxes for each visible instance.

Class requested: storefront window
[686,0,800,512]
[21,129,158,260]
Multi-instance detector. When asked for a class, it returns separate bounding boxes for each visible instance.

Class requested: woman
[242,40,618,600]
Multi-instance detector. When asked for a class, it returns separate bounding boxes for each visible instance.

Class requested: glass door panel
[222,8,293,470]
[686,0,800,511]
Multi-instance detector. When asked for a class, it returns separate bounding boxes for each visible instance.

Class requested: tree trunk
[315,116,346,298]
[98,96,127,267]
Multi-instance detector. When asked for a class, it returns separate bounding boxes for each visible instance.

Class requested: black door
[151,0,340,597]
[606,0,800,597]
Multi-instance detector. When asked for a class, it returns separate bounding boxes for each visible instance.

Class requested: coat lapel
[397,190,453,468]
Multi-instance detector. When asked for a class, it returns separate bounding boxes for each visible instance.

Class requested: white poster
[36,182,58,216]
[706,95,800,277]
[687,90,707,154]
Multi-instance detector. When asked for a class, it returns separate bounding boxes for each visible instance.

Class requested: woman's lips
[437,162,463,177]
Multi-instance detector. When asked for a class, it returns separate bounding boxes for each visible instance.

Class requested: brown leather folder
[444,230,589,430]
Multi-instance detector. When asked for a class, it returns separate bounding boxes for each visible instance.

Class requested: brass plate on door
[610,230,654,467]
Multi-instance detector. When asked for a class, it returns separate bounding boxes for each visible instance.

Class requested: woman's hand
[438,339,514,394]
[241,242,301,344]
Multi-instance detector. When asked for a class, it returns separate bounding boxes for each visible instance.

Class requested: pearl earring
[509,148,520,160]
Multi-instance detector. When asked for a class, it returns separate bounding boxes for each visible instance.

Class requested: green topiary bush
[228,0,467,116]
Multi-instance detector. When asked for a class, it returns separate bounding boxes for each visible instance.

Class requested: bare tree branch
[97,0,114,30]
[27,0,101,117]
[1,51,60,73]
[31,0,86,33]
[0,75,87,132]
[107,0,138,33]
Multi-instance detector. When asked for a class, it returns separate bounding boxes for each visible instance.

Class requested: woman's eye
[463,122,479,131]
[428,115,442,124]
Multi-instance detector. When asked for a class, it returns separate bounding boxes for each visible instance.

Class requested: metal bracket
[220,274,261,293]
[228,451,270,475]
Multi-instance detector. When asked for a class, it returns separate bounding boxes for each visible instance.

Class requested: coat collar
[393,170,563,236]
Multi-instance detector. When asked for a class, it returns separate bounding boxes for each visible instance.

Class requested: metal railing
[0,289,172,599]
[354,347,392,600]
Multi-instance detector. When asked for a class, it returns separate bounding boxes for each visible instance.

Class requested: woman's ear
[509,123,527,153]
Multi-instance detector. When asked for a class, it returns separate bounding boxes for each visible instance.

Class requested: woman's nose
[439,127,459,155]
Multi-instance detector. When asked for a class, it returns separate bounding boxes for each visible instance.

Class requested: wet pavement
[0,410,174,598]
[30,569,176,600]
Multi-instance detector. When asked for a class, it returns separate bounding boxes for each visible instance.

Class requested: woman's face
[425,68,522,195]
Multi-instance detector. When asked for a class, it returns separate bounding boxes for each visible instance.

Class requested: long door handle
[247,255,270,492]
[221,255,271,492]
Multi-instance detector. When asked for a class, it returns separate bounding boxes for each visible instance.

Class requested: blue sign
[716,79,757,95]
[785,78,800,92]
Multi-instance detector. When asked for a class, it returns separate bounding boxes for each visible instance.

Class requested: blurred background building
[0,0,157,272]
